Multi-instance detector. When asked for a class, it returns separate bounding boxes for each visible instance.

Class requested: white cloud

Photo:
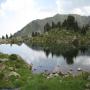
[0,0,90,37]
[83,6,90,15]
[72,8,84,15]
[56,0,64,13]
[0,0,56,37]
[56,0,73,14]
[56,0,90,15]
[72,6,90,15]
[0,0,37,36]
[0,8,5,16]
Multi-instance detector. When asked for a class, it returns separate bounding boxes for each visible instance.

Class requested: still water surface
[0,43,90,74]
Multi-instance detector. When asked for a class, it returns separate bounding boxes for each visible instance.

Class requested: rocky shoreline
[0,39,9,44]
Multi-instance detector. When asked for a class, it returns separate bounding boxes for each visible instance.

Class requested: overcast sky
[0,0,90,37]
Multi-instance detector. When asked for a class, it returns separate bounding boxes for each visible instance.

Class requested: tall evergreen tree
[81,26,86,35]
[57,22,61,29]
[6,34,8,39]
[81,25,89,35]
[2,36,5,39]
[52,22,56,28]
[73,21,79,32]
[62,19,67,28]
[66,15,76,30]
[9,34,13,39]
[44,23,51,32]
[62,15,79,32]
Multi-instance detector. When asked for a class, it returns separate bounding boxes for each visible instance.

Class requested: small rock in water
[33,68,37,71]
[39,66,42,68]
[44,70,48,72]
[77,68,82,71]
[70,68,73,71]
[57,65,60,67]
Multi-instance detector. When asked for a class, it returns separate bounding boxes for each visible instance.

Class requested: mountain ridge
[14,14,90,37]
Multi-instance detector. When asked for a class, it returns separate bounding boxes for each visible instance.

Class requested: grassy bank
[30,28,90,46]
[0,53,90,90]
[0,53,32,89]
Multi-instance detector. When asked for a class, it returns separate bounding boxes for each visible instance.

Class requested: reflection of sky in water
[0,43,90,74]
[74,56,90,65]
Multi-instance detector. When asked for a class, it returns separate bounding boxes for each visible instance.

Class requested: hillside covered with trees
[30,15,90,46]
[14,14,90,38]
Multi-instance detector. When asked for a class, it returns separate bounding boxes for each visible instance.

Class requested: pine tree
[62,15,79,32]
[6,34,8,39]
[62,19,67,28]
[44,23,51,32]
[57,22,61,29]
[74,21,79,32]
[2,36,5,39]
[66,15,75,30]
[52,22,56,28]
[9,34,13,39]
[81,25,89,35]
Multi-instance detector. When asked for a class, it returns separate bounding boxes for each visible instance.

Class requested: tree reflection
[62,48,78,64]
[43,45,79,64]
[44,48,50,57]
[79,46,88,54]
[25,42,88,65]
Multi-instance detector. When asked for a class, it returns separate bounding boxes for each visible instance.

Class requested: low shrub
[0,72,4,80]
[9,54,18,60]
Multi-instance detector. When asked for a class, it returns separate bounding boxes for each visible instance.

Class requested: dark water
[0,43,90,75]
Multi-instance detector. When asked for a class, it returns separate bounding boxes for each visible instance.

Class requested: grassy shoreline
[1,28,90,46]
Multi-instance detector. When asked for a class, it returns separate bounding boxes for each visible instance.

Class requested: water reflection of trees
[43,46,79,64]
[62,48,78,64]
[25,42,88,65]
[79,46,88,54]
[43,46,88,65]
[44,49,50,57]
